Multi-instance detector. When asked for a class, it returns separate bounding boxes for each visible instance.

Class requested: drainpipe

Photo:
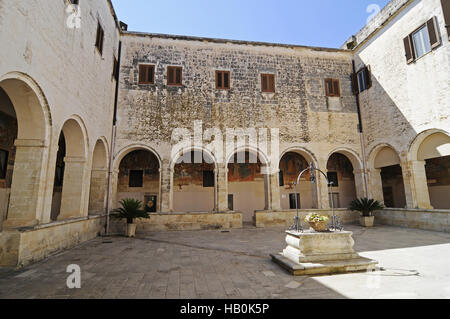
[106,40,122,235]
[352,60,369,197]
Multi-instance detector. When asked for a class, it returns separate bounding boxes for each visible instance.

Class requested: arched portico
[367,144,407,208]
[406,129,450,209]
[88,138,109,215]
[0,73,52,228]
[114,146,162,212]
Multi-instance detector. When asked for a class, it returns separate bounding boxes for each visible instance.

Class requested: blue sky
[111,0,391,48]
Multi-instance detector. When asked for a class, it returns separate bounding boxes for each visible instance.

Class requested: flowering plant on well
[304,214,329,223]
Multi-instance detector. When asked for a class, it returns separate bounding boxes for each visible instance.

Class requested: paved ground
[0,225,449,299]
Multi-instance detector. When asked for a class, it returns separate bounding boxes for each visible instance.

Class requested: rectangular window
[228,194,234,211]
[95,22,104,55]
[129,170,144,188]
[261,74,275,93]
[167,66,182,86]
[216,70,230,90]
[325,79,340,97]
[412,25,432,59]
[279,170,284,187]
[69,0,79,4]
[203,170,215,188]
[139,65,155,84]
[442,0,450,41]
[355,66,372,93]
[327,172,339,187]
[289,193,300,210]
[404,17,441,64]
[0,149,8,179]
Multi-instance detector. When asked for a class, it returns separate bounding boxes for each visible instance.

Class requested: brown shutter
[168,67,174,84]
[442,0,450,40]
[351,74,359,95]
[403,35,415,64]
[224,72,229,89]
[270,75,275,92]
[325,79,331,96]
[176,68,181,84]
[139,65,144,83]
[364,66,372,89]
[427,16,441,49]
[262,75,267,92]
[333,80,340,97]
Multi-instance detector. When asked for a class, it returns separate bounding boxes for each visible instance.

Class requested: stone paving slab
[0,225,449,299]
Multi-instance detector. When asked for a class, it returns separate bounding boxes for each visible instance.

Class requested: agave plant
[349,198,384,217]
[112,198,150,224]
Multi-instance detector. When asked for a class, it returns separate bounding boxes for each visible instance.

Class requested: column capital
[14,139,46,148]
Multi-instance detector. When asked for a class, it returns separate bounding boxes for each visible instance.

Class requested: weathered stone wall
[375,208,450,232]
[0,215,106,267]
[255,209,360,228]
[0,0,120,224]
[354,0,450,158]
[110,212,243,233]
[116,34,361,165]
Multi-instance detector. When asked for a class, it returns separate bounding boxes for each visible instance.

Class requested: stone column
[216,163,228,212]
[263,165,270,210]
[4,139,47,228]
[160,160,173,212]
[88,168,108,214]
[367,168,384,203]
[317,170,330,209]
[109,169,119,210]
[353,169,367,199]
[403,160,433,209]
[269,170,281,211]
[58,156,86,220]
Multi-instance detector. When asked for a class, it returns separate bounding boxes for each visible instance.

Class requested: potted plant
[304,213,329,232]
[349,198,384,227]
[112,199,150,237]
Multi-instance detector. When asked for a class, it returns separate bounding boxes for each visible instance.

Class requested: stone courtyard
[0,224,449,299]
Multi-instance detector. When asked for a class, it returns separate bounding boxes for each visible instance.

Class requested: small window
[228,194,234,211]
[261,74,275,93]
[327,172,339,187]
[355,67,371,93]
[216,71,230,90]
[129,170,144,188]
[139,65,155,84]
[404,17,441,64]
[412,25,432,59]
[203,171,215,188]
[69,0,79,4]
[325,79,340,97]
[167,66,182,86]
[289,193,300,210]
[0,149,9,179]
[95,22,104,55]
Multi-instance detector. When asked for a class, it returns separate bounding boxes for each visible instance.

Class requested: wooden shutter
[175,68,181,84]
[168,67,174,85]
[333,79,340,97]
[427,16,441,49]
[224,71,229,89]
[269,75,275,92]
[403,35,415,64]
[261,74,268,92]
[364,66,372,89]
[442,0,450,40]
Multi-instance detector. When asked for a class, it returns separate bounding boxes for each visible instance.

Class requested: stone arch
[408,129,450,209]
[0,72,52,228]
[227,147,270,222]
[88,138,109,215]
[367,143,406,208]
[278,147,318,210]
[172,147,218,213]
[52,116,89,220]
[326,152,357,208]
[114,145,162,213]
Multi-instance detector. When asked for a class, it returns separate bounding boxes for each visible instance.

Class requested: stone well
[271,230,378,276]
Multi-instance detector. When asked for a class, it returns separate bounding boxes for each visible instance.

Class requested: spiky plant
[349,198,384,217]
[112,199,150,224]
